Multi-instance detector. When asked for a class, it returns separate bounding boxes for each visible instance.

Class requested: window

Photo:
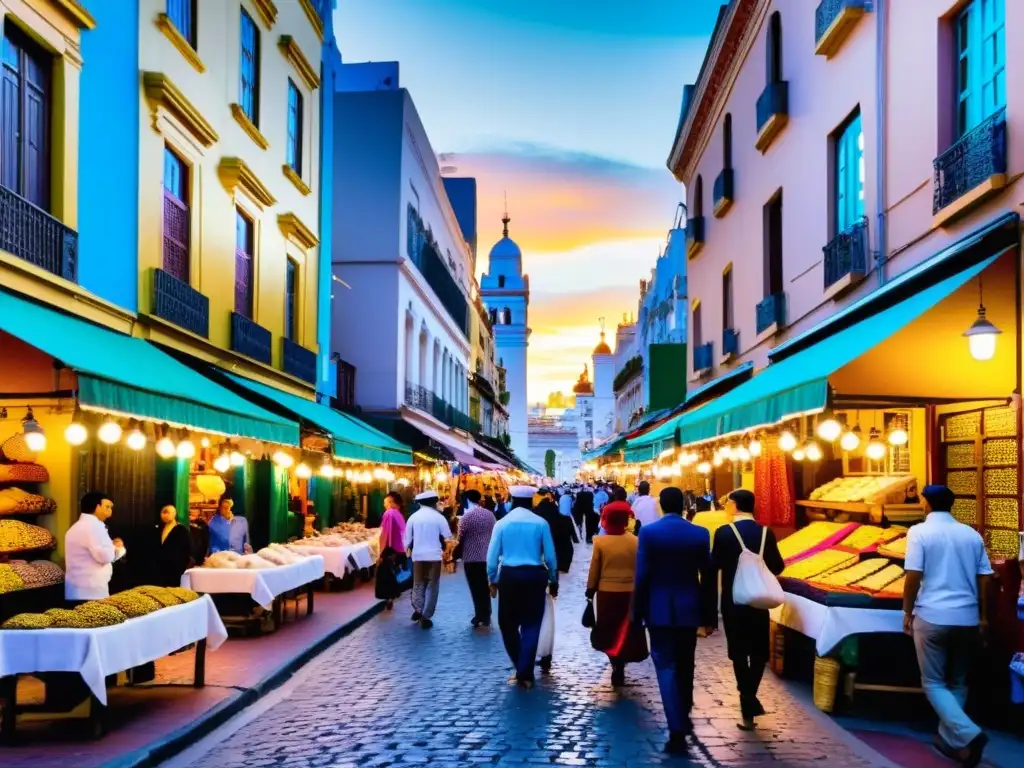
[723,113,733,168]
[162,146,190,282]
[692,175,703,217]
[502,307,512,325]
[692,302,703,347]
[834,110,865,233]
[955,0,1004,136]
[238,9,259,125]
[337,360,356,408]
[167,0,196,49]
[1,23,51,210]
[497,275,505,288]
[234,209,255,318]
[284,258,298,341]
[722,267,733,330]
[763,191,784,297]
[286,80,302,175]
[767,11,782,83]
[489,308,498,325]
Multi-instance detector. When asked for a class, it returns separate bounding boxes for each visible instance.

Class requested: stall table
[181,556,325,631]
[0,595,226,742]
[290,542,373,587]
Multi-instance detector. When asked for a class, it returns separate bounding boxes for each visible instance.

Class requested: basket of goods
[877,536,908,559]
[8,560,64,589]
[0,463,49,483]
[0,564,25,594]
[257,544,305,566]
[778,522,860,564]
[205,551,243,569]
[74,602,128,626]
[0,488,57,516]
[103,590,162,618]
[836,525,907,554]
[0,519,56,554]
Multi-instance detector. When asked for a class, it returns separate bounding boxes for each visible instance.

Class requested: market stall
[290,523,379,583]
[0,587,223,741]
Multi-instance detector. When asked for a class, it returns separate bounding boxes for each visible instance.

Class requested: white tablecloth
[0,595,226,705]
[289,543,373,578]
[769,592,904,656]
[181,556,326,610]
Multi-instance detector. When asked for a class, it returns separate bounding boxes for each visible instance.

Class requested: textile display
[754,445,794,527]
[0,488,56,516]
[0,595,227,704]
[181,555,325,609]
[0,463,49,484]
[770,592,903,656]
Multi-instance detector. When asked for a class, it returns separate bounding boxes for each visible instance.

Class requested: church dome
[593,331,611,355]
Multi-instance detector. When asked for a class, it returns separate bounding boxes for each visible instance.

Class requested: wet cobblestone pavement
[183,543,888,767]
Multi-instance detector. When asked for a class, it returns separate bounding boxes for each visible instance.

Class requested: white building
[591,330,615,442]
[329,64,481,460]
[480,215,530,460]
[527,417,581,482]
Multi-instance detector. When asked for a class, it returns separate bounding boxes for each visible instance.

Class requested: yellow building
[136,0,323,395]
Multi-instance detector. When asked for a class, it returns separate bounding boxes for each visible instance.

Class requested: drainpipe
[875,0,888,286]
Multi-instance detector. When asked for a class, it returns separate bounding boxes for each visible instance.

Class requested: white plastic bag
[730,523,784,609]
[537,594,556,657]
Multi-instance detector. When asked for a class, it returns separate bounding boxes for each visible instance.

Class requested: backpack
[728,522,785,610]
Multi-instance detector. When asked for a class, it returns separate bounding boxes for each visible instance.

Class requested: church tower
[480,210,530,459]
[591,321,615,441]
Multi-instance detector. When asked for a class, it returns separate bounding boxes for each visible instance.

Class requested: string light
[98,418,122,445]
[748,439,762,457]
[273,451,295,469]
[697,461,712,475]
[156,436,176,459]
[126,427,147,451]
[319,462,336,478]
[200,437,211,448]
[792,448,805,461]
[817,415,842,442]
[176,439,196,460]
[230,450,246,467]
[888,427,909,446]
[840,427,860,452]
[64,406,87,446]
[805,442,823,462]
[295,463,312,479]
[866,427,886,460]
[213,453,231,473]
[736,446,751,462]
[778,430,797,452]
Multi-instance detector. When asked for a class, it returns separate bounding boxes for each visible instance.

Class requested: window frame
[692,175,703,218]
[767,11,783,84]
[691,299,703,348]
[722,266,733,331]
[234,207,256,319]
[723,113,733,169]
[763,190,784,298]
[834,109,865,234]
[284,257,299,341]
[167,0,197,49]
[238,8,260,126]
[955,0,1004,137]
[286,79,303,176]
[162,145,191,283]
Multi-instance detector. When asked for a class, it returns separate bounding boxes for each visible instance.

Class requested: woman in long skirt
[375,492,408,608]
[586,505,648,686]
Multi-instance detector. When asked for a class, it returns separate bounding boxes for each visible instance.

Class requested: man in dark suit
[633,486,718,755]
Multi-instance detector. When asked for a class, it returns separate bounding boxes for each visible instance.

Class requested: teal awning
[582,437,625,463]
[227,375,414,465]
[674,256,997,446]
[0,290,299,445]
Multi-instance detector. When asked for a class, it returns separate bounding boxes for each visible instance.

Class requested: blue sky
[335,0,721,398]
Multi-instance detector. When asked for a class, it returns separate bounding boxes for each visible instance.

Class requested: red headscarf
[601,500,633,535]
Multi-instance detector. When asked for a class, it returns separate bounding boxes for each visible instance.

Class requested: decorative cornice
[155,13,205,73]
[250,0,278,29]
[282,164,311,196]
[667,0,759,181]
[230,104,269,149]
[297,0,325,41]
[278,35,320,90]
[218,158,276,209]
[54,0,97,29]
[142,72,219,147]
[278,213,319,250]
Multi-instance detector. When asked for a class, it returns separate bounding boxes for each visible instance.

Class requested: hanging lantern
[748,439,762,458]
[295,463,312,479]
[964,277,1001,361]
[230,450,246,467]
[200,437,211,448]
[176,437,196,460]
[126,427,147,451]
[719,445,733,460]
[792,448,805,461]
[273,451,294,469]
[713,454,724,467]
[319,461,335,478]
[213,453,231,473]
[816,414,842,443]
[778,430,797,452]
[697,461,712,475]
[64,406,87,446]
[840,428,860,452]
[888,427,909,446]
[736,446,751,462]
[805,442,823,462]
[156,436,176,459]
[97,418,122,446]
[866,427,886,461]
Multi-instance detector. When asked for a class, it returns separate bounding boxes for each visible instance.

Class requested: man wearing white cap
[403,489,452,629]
[486,485,558,688]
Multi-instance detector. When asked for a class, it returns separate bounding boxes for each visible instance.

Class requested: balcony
[151,268,209,338]
[721,328,740,362]
[471,370,496,402]
[404,382,480,434]
[756,292,786,339]
[406,206,470,337]
[815,0,868,58]
[230,312,272,365]
[823,217,868,299]
[283,338,317,384]
[933,109,1007,228]
[755,81,789,153]
[686,216,705,258]
[713,168,734,217]
[693,342,713,375]
[0,186,78,282]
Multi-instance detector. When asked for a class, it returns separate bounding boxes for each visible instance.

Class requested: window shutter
[21,48,48,210]
[0,54,19,194]
[235,248,252,318]
[163,190,190,282]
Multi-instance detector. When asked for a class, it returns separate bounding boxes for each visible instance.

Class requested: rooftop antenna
[502,191,510,238]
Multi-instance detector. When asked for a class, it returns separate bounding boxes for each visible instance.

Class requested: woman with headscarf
[599,487,636,536]
[375,491,409,609]
[587,503,648,686]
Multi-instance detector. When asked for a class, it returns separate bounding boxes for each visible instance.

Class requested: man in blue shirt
[487,485,558,688]
[587,483,609,543]
[208,496,250,555]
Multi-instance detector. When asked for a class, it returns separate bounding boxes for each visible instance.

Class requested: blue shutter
[957,0,1005,136]
[835,112,863,234]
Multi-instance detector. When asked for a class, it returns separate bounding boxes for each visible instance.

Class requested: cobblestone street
[176,543,889,767]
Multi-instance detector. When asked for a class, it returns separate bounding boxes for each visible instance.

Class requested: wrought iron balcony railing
[404,381,480,434]
[283,338,317,384]
[722,328,740,358]
[756,292,786,335]
[686,216,705,257]
[693,342,713,372]
[152,267,209,338]
[823,217,868,291]
[713,168,734,216]
[815,0,868,57]
[230,311,272,365]
[933,109,1007,215]
[755,81,789,151]
[0,185,77,281]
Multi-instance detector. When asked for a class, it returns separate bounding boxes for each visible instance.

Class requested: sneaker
[410,611,422,622]
[420,618,433,629]
[965,732,989,768]
[470,617,483,628]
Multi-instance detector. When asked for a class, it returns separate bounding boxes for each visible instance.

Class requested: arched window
[723,113,733,168]
[498,275,506,288]
[693,175,704,218]
[489,308,498,325]
[767,12,782,83]
[503,307,512,325]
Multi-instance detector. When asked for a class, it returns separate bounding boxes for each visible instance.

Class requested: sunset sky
[335,0,721,401]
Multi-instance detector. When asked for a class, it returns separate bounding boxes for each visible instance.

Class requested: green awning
[674,255,997,446]
[227,375,414,465]
[0,290,299,445]
[582,437,625,463]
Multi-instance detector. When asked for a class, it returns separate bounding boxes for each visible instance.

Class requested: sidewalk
[0,583,383,768]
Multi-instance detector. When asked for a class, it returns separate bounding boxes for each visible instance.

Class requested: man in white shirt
[903,484,992,766]
[65,491,126,601]
[403,490,452,629]
[632,481,660,528]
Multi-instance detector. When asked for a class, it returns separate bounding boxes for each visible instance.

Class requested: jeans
[585,513,599,543]
[648,627,698,735]
[497,565,548,682]
[731,654,767,717]
[464,561,491,622]
[913,616,982,749]
[411,561,442,619]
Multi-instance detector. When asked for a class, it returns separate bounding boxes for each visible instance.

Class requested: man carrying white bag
[711,489,786,731]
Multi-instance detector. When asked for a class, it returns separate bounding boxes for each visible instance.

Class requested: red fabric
[753,450,794,527]
[600,501,633,534]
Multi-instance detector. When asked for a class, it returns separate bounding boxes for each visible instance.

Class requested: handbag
[581,598,596,628]
[394,557,413,587]
[537,595,556,657]
[729,523,784,609]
